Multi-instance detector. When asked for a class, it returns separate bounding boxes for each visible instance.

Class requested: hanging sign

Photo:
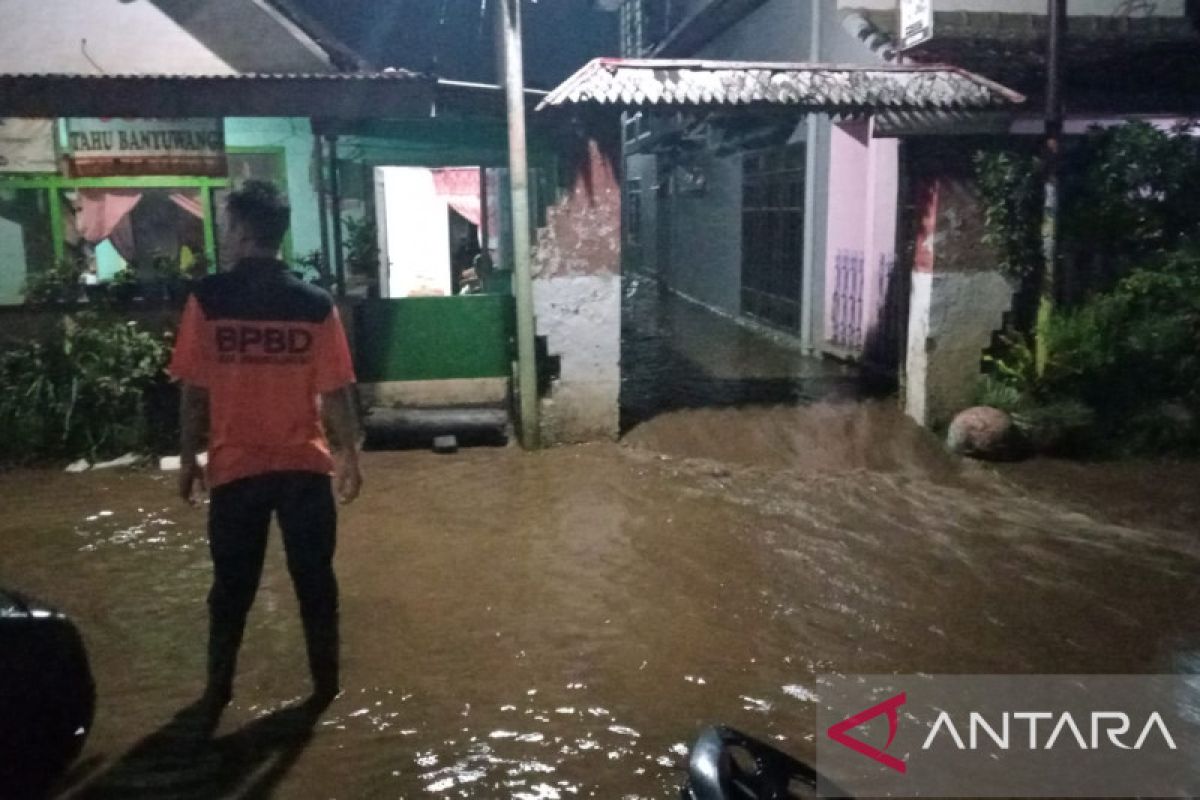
[66,118,226,177]
[0,118,57,173]
[899,0,934,50]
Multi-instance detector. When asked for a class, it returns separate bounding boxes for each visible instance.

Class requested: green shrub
[343,215,380,278]
[1011,399,1096,455]
[982,330,1039,398]
[975,149,1043,281]
[1040,249,1200,453]
[23,257,87,306]
[973,374,1025,413]
[0,313,171,464]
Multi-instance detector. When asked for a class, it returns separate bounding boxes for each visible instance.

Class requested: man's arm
[321,385,363,504]
[179,384,209,504]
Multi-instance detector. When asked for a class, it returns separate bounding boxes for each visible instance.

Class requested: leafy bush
[1061,122,1200,273]
[1011,399,1096,455]
[981,329,1039,398]
[295,250,334,290]
[976,122,1200,293]
[1041,248,1200,453]
[975,149,1043,281]
[974,123,1200,455]
[344,215,380,278]
[981,249,1200,455]
[973,374,1025,413]
[23,257,87,306]
[0,314,171,464]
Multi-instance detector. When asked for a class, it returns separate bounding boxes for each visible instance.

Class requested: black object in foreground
[0,589,96,798]
[681,725,849,800]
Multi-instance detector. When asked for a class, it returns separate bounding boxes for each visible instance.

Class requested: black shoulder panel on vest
[194,270,333,324]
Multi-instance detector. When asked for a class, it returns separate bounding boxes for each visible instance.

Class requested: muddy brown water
[2,402,1200,799]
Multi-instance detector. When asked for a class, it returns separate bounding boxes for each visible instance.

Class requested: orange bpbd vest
[169,259,355,488]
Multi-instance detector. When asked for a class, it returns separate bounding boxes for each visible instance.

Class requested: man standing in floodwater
[170,180,362,725]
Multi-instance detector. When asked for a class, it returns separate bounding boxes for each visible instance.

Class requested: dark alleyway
[619,277,877,432]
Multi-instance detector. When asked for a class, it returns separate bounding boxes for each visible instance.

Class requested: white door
[374,166,451,298]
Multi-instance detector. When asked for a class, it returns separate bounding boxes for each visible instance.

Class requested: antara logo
[826,695,1177,775]
[826,692,908,774]
[922,711,1178,751]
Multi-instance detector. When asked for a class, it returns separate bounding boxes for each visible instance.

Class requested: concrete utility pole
[1037,0,1066,375]
[497,0,541,449]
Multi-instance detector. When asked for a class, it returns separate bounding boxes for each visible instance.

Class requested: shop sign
[67,118,226,177]
[899,0,934,50]
[0,118,57,173]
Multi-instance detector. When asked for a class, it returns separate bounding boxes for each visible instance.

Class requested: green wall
[224,117,322,259]
[353,295,516,383]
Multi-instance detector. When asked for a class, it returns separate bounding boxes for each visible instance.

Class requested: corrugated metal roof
[0,70,432,119]
[538,58,1024,112]
[0,70,563,120]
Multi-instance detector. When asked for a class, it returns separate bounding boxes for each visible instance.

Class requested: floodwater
[1,285,1198,798]
[2,409,1199,798]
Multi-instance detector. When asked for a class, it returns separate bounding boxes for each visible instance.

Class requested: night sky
[287,0,618,89]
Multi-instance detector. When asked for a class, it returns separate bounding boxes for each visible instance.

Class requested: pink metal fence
[831,249,866,351]
[830,249,908,370]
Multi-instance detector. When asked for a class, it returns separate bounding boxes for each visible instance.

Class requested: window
[741,146,806,332]
[623,112,650,149]
[213,149,289,260]
[0,188,55,304]
[60,186,209,285]
[0,176,224,305]
[620,0,644,56]
[625,176,643,251]
[620,0,681,56]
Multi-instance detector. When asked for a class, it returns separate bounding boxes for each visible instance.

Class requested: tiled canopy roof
[538,58,1025,112]
[850,10,1200,113]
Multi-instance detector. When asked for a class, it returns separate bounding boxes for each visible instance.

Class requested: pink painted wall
[823,119,900,355]
[824,120,871,348]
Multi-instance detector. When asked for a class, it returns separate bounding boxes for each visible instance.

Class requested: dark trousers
[207,471,339,697]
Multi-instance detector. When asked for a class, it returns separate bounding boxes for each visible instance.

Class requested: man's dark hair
[226,179,291,251]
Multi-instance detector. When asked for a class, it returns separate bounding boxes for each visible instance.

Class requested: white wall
[535,275,622,443]
[0,0,333,75]
[0,0,233,74]
[376,167,451,298]
[905,271,1013,427]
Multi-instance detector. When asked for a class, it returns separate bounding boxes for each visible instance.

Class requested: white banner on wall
[66,118,226,177]
[0,118,57,173]
[899,0,934,50]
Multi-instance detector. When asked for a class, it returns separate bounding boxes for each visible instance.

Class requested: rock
[947,406,1020,460]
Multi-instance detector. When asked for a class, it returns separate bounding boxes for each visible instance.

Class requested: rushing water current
[3,405,1199,799]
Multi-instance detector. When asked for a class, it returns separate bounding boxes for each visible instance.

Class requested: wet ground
[2,286,1199,799]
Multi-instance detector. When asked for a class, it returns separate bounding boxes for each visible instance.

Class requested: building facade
[613,0,1199,427]
[0,0,626,446]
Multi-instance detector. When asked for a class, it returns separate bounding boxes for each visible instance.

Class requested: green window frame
[222,146,292,261]
[0,173,229,271]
